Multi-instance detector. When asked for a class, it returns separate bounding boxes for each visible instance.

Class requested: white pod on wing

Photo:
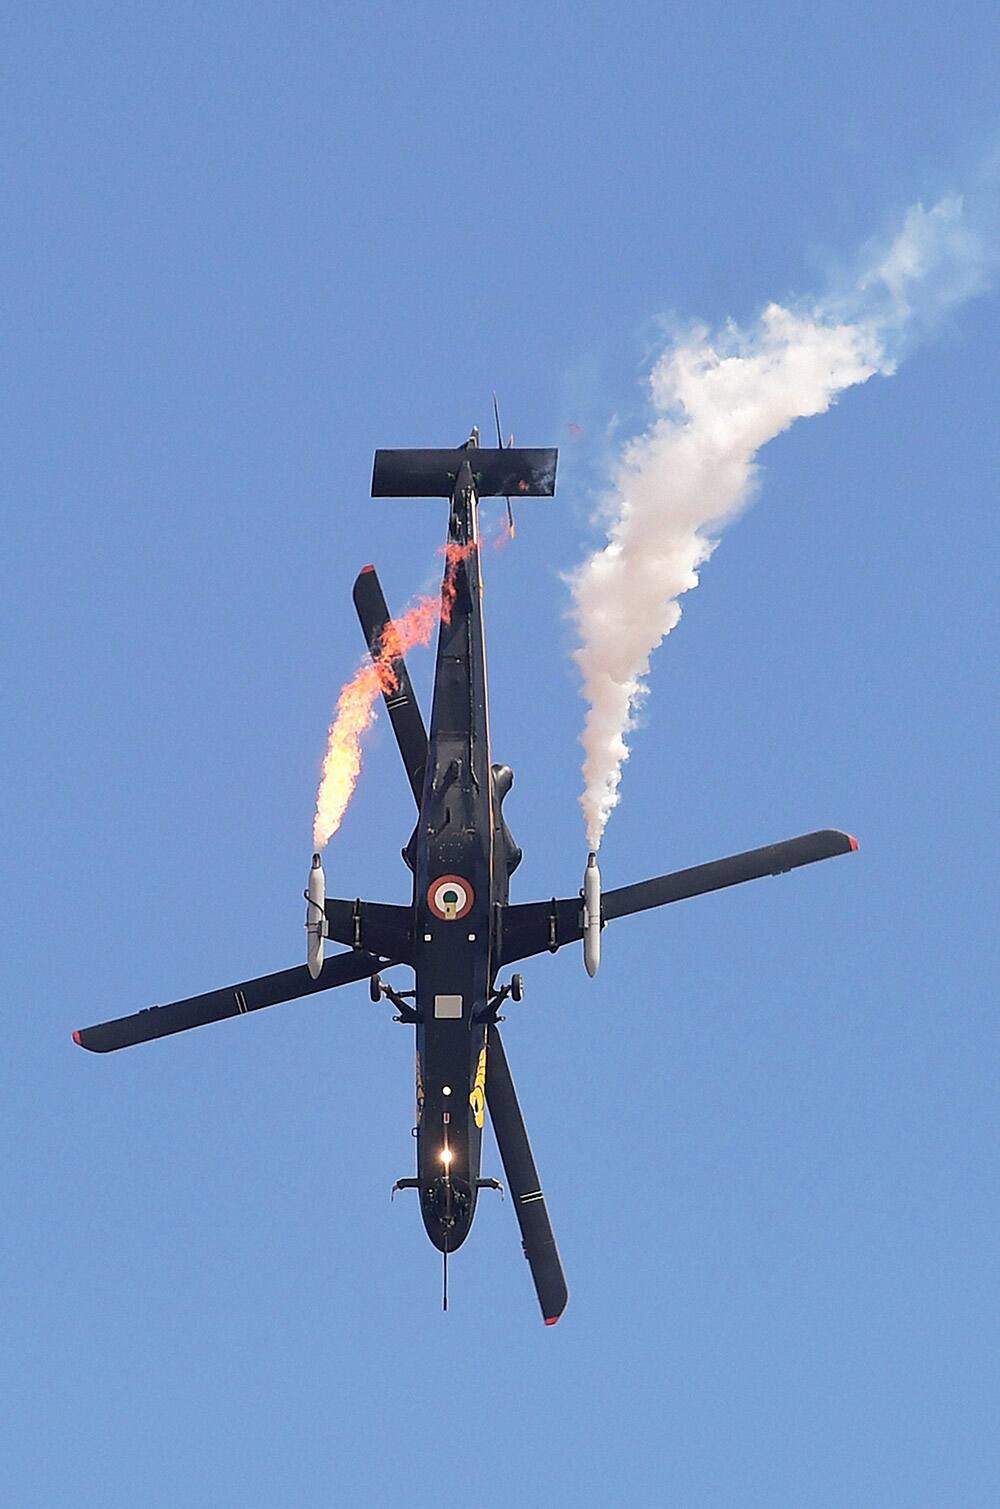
[582,851,601,978]
[306,852,326,979]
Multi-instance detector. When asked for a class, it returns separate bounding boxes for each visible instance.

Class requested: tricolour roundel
[427,875,474,922]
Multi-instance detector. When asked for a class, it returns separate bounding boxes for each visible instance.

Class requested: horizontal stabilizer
[372,448,557,499]
[73,949,389,1053]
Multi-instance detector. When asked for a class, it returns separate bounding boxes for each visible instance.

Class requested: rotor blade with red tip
[485,1024,568,1326]
[499,829,859,963]
[602,828,859,922]
[73,950,390,1053]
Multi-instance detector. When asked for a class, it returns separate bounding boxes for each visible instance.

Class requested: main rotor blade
[73,949,388,1053]
[500,829,858,963]
[353,565,429,806]
[603,828,858,922]
[485,1024,568,1326]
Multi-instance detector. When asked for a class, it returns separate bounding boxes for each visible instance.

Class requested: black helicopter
[74,426,858,1325]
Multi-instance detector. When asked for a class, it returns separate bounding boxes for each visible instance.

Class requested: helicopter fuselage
[411,459,513,1253]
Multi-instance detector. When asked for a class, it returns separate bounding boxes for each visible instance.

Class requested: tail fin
[372,447,557,499]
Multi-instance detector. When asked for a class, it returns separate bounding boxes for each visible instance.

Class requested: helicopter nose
[420,1176,475,1252]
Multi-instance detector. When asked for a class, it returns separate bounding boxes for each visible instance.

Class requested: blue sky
[3,5,998,1506]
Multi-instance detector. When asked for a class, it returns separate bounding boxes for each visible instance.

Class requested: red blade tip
[72,1030,82,1046]
[849,835,860,852]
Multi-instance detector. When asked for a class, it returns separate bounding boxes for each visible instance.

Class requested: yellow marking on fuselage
[469,1045,487,1129]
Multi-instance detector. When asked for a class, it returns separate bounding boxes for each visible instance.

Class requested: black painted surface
[323,898,412,961]
[408,459,495,1252]
[74,950,388,1053]
[372,447,557,498]
[352,565,429,806]
[499,830,858,964]
[486,1024,568,1325]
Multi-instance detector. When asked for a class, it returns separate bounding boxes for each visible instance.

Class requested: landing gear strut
[486,973,525,1020]
[369,973,418,1022]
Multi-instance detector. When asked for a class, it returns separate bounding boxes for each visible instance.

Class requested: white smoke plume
[572,193,992,851]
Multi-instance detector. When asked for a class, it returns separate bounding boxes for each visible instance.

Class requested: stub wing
[73,949,389,1053]
[499,829,858,964]
[323,898,412,962]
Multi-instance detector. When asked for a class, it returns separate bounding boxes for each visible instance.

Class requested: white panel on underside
[434,994,463,1019]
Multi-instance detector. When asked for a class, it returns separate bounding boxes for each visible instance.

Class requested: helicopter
[74,425,858,1324]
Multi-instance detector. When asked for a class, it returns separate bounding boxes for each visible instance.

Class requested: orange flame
[313,543,477,849]
[490,515,515,553]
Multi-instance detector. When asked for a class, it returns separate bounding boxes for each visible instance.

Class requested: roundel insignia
[428,875,474,921]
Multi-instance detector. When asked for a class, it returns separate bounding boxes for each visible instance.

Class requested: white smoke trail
[572,193,992,851]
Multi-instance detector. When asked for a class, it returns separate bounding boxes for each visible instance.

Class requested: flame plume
[313,543,476,850]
